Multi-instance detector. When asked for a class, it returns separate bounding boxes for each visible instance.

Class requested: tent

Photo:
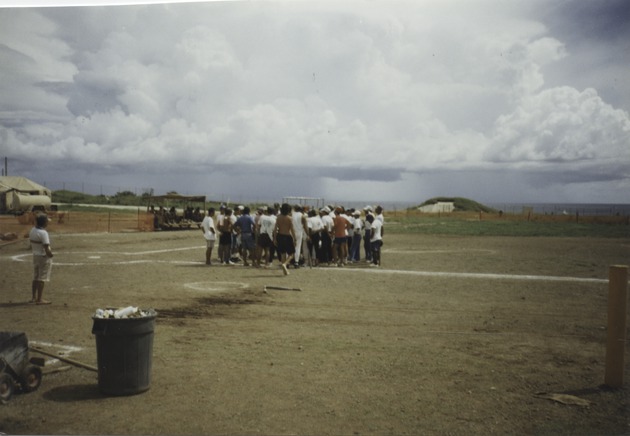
[0,176,52,213]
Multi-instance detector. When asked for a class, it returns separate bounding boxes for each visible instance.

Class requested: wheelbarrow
[0,332,43,402]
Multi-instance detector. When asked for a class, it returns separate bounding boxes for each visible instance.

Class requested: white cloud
[487,87,630,173]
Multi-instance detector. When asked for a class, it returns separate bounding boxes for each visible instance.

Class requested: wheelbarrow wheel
[0,372,15,402]
[19,365,42,393]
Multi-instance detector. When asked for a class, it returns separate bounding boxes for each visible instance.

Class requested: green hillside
[52,190,146,206]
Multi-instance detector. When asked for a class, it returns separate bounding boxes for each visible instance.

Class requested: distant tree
[115,190,136,197]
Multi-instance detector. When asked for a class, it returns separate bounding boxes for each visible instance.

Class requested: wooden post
[605,265,628,388]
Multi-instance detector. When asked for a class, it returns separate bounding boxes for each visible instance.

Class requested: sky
[1,0,629,206]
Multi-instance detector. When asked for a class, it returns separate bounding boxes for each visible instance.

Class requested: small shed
[0,176,52,214]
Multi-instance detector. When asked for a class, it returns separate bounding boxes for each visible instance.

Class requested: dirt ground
[1,227,629,435]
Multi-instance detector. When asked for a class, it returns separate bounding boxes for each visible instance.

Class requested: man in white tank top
[291,205,308,267]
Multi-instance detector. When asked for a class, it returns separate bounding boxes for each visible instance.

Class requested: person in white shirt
[366,214,383,267]
[340,207,352,263]
[29,214,54,304]
[200,208,217,265]
[350,210,363,262]
[363,206,374,262]
[307,209,324,266]
[257,206,277,267]
[215,204,226,263]
[291,205,308,268]
[375,205,385,235]
[320,207,334,265]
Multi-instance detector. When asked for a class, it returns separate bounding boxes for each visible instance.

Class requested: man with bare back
[273,203,296,275]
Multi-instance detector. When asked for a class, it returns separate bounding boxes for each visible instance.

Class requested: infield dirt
[1,229,629,435]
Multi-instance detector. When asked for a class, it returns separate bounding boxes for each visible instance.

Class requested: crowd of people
[201,203,385,273]
[23,202,384,304]
[149,205,204,229]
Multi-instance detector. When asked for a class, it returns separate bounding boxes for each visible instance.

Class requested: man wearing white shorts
[291,205,307,268]
[30,214,54,304]
[201,208,216,265]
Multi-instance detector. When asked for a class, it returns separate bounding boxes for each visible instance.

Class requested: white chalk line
[383,248,497,254]
[9,246,206,266]
[327,266,608,284]
[8,246,493,265]
[7,245,610,284]
[128,246,203,255]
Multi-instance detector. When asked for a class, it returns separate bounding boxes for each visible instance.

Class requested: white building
[418,201,455,213]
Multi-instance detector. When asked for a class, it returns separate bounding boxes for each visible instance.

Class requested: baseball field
[1,212,628,435]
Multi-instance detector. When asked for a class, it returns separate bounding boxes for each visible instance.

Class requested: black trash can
[91,309,157,396]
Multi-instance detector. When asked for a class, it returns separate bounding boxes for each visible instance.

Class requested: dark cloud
[533,0,630,112]
[67,74,126,116]
[541,0,630,45]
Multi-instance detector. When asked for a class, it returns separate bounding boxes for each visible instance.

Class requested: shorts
[333,237,346,245]
[370,240,383,252]
[205,239,215,248]
[276,234,295,255]
[33,255,52,282]
[258,233,272,248]
[241,233,255,250]
[219,232,232,245]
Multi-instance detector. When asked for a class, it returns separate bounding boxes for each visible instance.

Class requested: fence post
[605,265,628,388]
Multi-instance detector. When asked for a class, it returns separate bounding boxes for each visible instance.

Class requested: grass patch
[388,215,630,238]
